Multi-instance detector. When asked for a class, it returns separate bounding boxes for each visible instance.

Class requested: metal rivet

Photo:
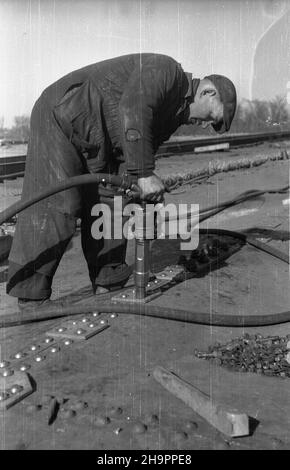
[154,280,158,284]
[19,364,30,371]
[161,273,165,277]
[57,327,65,333]
[14,352,24,359]
[2,369,14,377]
[121,294,127,299]
[30,345,37,351]
[10,384,24,394]
[82,318,88,323]
[92,312,99,317]
[110,314,117,319]
[100,320,107,325]
[35,356,45,362]
[113,427,123,435]
[76,329,85,335]
[72,321,77,325]
[169,269,173,273]
[64,340,72,346]
[0,391,10,401]
[0,361,10,368]
[45,337,53,344]
[147,283,151,287]
[50,347,59,353]
[89,324,95,328]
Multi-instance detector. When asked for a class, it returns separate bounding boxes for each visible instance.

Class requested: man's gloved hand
[137,174,165,202]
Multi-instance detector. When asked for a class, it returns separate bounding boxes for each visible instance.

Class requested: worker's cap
[204,74,237,134]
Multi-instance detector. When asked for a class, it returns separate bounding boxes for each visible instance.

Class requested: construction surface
[0,143,289,450]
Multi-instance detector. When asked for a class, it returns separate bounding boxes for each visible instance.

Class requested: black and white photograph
[0,0,289,453]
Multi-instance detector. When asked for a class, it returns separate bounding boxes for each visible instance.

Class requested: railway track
[1,130,289,182]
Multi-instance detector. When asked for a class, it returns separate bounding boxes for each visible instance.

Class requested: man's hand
[137,174,165,202]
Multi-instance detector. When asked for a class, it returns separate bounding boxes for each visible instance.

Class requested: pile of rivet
[195,333,290,378]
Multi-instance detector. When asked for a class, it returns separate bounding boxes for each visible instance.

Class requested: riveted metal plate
[45,318,110,340]
[154,265,185,281]
[0,371,34,411]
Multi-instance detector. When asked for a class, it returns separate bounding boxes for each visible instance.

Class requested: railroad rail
[1,130,290,182]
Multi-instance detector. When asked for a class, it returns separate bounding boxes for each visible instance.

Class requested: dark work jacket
[41,53,192,177]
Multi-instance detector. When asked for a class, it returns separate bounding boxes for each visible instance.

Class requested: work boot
[92,263,133,294]
[18,298,51,311]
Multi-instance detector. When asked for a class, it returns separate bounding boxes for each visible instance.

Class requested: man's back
[41,53,185,107]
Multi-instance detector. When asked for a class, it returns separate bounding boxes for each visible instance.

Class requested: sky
[0,0,289,127]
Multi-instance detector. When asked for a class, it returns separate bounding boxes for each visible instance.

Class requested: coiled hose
[0,174,289,328]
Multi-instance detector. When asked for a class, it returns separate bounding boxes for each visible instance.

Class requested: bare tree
[268,95,289,124]
[11,115,30,141]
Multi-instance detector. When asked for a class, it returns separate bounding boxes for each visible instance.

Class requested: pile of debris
[195,333,290,378]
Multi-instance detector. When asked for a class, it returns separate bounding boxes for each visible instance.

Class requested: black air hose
[0,175,289,328]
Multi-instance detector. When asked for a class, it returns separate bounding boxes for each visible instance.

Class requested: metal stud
[30,345,38,351]
[10,384,24,394]
[0,391,9,401]
[0,361,10,369]
[89,324,95,328]
[113,427,123,435]
[72,321,77,325]
[82,318,88,323]
[76,329,85,335]
[50,347,59,353]
[100,320,107,325]
[1,368,14,377]
[35,356,45,362]
[121,294,127,299]
[64,340,73,346]
[110,314,117,319]
[57,327,66,333]
[14,352,24,359]
[19,364,31,371]
[92,312,99,317]
[45,337,53,344]
[154,279,158,284]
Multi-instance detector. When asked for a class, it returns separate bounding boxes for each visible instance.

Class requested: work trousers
[7,96,130,300]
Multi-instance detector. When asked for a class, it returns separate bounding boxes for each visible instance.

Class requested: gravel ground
[0,147,289,450]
